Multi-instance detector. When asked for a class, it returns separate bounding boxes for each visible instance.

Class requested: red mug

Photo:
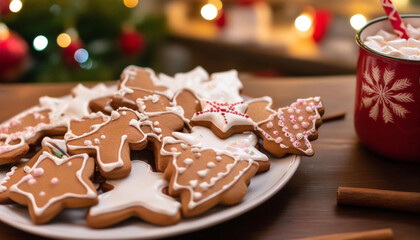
[355,15,420,161]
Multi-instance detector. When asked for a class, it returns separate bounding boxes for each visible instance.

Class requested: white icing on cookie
[66,108,158,173]
[172,126,268,162]
[0,83,117,142]
[89,160,180,217]
[0,166,18,192]
[256,97,323,156]
[0,135,25,155]
[157,67,243,101]
[245,96,276,125]
[192,100,253,134]
[9,151,96,216]
[160,137,257,210]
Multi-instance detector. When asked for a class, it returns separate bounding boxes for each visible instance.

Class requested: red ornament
[62,39,83,67]
[235,0,261,7]
[215,10,226,29]
[0,0,11,17]
[312,10,331,43]
[119,30,145,56]
[0,31,29,82]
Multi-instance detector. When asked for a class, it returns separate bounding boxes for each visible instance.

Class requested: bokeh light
[74,48,89,63]
[33,35,48,51]
[9,0,22,13]
[209,0,223,10]
[49,4,61,15]
[350,14,367,30]
[123,0,138,8]
[201,4,218,21]
[0,23,10,41]
[57,33,71,48]
[295,14,312,32]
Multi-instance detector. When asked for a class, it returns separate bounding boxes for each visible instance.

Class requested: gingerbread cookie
[173,126,270,172]
[172,126,270,172]
[8,150,97,224]
[0,135,30,165]
[190,100,254,139]
[66,108,154,179]
[248,97,324,157]
[140,112,185,172]
[172,89,201,122]
[89,96,114,115]
[162,137,258,217]
[66,113,109,138]
[112,89,173,113]
[0,107,66,145]
[0,83,116,148]
[0,147,53,204]
[119,66,168,95]
[86,160,181,228]
[245,96,276,123]
[41,137,69,158]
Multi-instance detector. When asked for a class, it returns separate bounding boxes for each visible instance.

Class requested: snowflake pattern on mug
[361,65,414,123]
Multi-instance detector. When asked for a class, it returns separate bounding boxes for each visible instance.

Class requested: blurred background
[0,0,419,82]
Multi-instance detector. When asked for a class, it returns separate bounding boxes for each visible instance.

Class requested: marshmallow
[363,24,420,60]
[400,47,419,56]
[387,39,407,49]
[407,24,420,39]
[366,35,387,46]
[365,41,382,52]
[376,29,398,41]
[407,38,420,48]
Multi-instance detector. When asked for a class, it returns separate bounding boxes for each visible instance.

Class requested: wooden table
[0,75,419,240]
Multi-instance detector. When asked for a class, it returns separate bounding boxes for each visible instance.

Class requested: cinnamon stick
[337,187,420,213]
[322,110,346,123]
[295,228,393,240]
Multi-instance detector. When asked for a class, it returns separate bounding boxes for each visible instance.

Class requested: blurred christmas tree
[0,0,167,82]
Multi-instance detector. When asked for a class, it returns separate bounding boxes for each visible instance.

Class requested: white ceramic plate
[0,154,300,239]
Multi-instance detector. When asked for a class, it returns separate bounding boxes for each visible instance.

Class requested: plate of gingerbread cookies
[0,66,324,239]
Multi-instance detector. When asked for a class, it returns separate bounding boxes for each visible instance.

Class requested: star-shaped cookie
[8,151,97,224]
[190,100,254,139]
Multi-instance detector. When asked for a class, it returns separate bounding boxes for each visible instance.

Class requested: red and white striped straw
[380,0,410,39]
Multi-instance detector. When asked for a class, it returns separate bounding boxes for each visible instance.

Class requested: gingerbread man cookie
[8,151,97,224]
[162,137,258,217]
[66,113,109,138]
[86,160,181,228]
[66,108,153,179]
